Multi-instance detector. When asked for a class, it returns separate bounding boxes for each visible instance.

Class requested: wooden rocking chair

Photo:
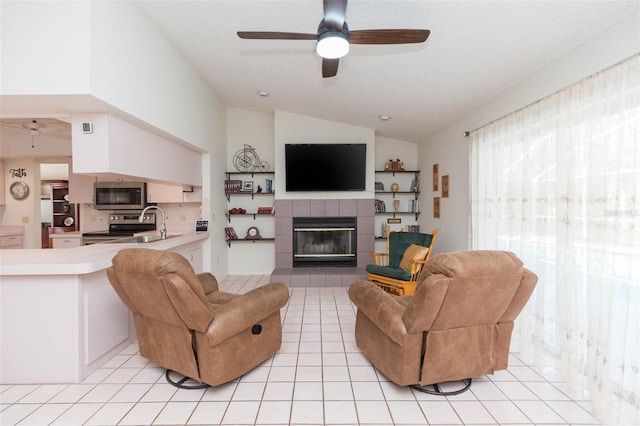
[366,228,438,296]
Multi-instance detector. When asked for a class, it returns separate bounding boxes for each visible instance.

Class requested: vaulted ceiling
[1,1,638,159]
[137,0,639,142]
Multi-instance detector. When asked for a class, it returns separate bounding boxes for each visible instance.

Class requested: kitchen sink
[106,234,181,244]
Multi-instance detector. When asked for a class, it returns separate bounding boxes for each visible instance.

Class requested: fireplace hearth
[292,217,356,267]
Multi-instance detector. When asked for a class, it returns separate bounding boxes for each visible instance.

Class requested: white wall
[2,158,41,248]
[226,108,275,274]
[1,1,228,275]
[0,2,91,95]
[419,10,640,254]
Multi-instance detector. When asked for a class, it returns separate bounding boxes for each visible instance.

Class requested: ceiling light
[258,90,269,97]
[379,115,391,121]
[316,31,349,59]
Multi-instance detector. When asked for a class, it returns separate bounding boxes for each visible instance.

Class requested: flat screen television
[285,143,366,191]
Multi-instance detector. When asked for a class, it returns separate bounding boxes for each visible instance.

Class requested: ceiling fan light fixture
[316,31,349,59]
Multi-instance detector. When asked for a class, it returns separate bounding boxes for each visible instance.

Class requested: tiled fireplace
[271,199,374,287]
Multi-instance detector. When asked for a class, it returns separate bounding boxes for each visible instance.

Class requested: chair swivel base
[165,370,210,389]
[411,378,472,396]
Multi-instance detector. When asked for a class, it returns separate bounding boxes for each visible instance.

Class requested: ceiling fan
[0,119,70,136]
[237,0,430,78]
[0,119,71,148]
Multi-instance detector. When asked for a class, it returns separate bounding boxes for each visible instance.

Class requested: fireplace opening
[292,217,357,267]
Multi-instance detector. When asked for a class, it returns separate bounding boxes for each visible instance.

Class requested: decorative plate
[9,181,30,200]
[64,217,74,226]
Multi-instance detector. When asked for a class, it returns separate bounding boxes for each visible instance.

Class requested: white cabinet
[52,233,82,248]
[147,182,202,203]
[173,243,203,273]
[68,167,95,204]
[1,234,24,249]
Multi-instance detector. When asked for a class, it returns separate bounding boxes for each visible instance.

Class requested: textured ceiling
[136,0,639,143]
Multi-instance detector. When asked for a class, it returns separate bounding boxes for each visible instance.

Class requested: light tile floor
[1,275,603,425]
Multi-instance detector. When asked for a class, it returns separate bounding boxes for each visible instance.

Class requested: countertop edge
[0,232,209,276]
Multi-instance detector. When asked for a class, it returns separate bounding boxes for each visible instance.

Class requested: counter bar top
[0,232,209,276]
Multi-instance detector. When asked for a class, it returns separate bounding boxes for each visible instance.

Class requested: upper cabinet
[67,168,95,204]
[147,182,202,204]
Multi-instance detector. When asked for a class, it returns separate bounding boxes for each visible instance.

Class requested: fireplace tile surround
[270,199,374,287]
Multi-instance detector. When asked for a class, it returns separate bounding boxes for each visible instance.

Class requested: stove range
[82,212,156,245]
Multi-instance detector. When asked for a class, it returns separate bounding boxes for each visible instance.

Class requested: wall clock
[245,226,262,240]
[9,181,30,200]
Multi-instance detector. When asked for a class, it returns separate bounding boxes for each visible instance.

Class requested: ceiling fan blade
[237,31,316,40]
[323,0,347,29]
[349,29,430,44]
[322,58,339,78]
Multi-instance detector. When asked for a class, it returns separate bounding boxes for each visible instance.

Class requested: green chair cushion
[366,264,412,281]
[388,232,434,268]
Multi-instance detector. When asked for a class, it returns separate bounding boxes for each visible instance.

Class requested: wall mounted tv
[285,143,366,192]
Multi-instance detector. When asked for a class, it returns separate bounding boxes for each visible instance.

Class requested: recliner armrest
[197,272,219,296]
[348,280,408,345]
[205,282,289,346]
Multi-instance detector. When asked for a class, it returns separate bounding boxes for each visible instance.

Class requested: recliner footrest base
[165,369,210,389]
[411,378,472,395]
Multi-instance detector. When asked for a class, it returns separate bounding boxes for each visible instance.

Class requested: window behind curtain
[470,54,639,424]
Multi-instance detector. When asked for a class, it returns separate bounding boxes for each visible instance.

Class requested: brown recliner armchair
[107,248,289,388]
[349,250,537,395]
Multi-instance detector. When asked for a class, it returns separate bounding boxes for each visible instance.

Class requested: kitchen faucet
[139,206,167,239]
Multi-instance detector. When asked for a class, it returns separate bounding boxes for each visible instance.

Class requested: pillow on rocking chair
[399,244,430,271]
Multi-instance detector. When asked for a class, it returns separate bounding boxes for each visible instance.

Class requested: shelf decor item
[384,159,405,171]
[245,226,262,240]
[390,182,399,192]
[224,227,239,240]
[233,144,270,172]
[242,181,254,192]
[374,199,386,213]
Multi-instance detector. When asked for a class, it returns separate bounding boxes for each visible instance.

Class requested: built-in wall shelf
[375,169,420,176]
[225,237,275,248]
[226,212,274,222]
[224,171,275,247]
[374,170,421,223]
[224,171,275,201]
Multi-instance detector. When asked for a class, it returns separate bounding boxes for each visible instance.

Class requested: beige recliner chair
[107,248,289,388]
[349,250,537,394]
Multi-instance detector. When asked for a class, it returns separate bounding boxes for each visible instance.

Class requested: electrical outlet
[179,214,186,222]
[21,216,30,223]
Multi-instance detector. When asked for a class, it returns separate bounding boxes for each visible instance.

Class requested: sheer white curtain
[470,54,639,424]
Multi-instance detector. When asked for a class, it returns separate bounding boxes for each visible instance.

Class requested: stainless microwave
[94,182,147,210]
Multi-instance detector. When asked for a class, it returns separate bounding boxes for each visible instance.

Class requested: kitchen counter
[0,231,209,384]
[0,231,209,275]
